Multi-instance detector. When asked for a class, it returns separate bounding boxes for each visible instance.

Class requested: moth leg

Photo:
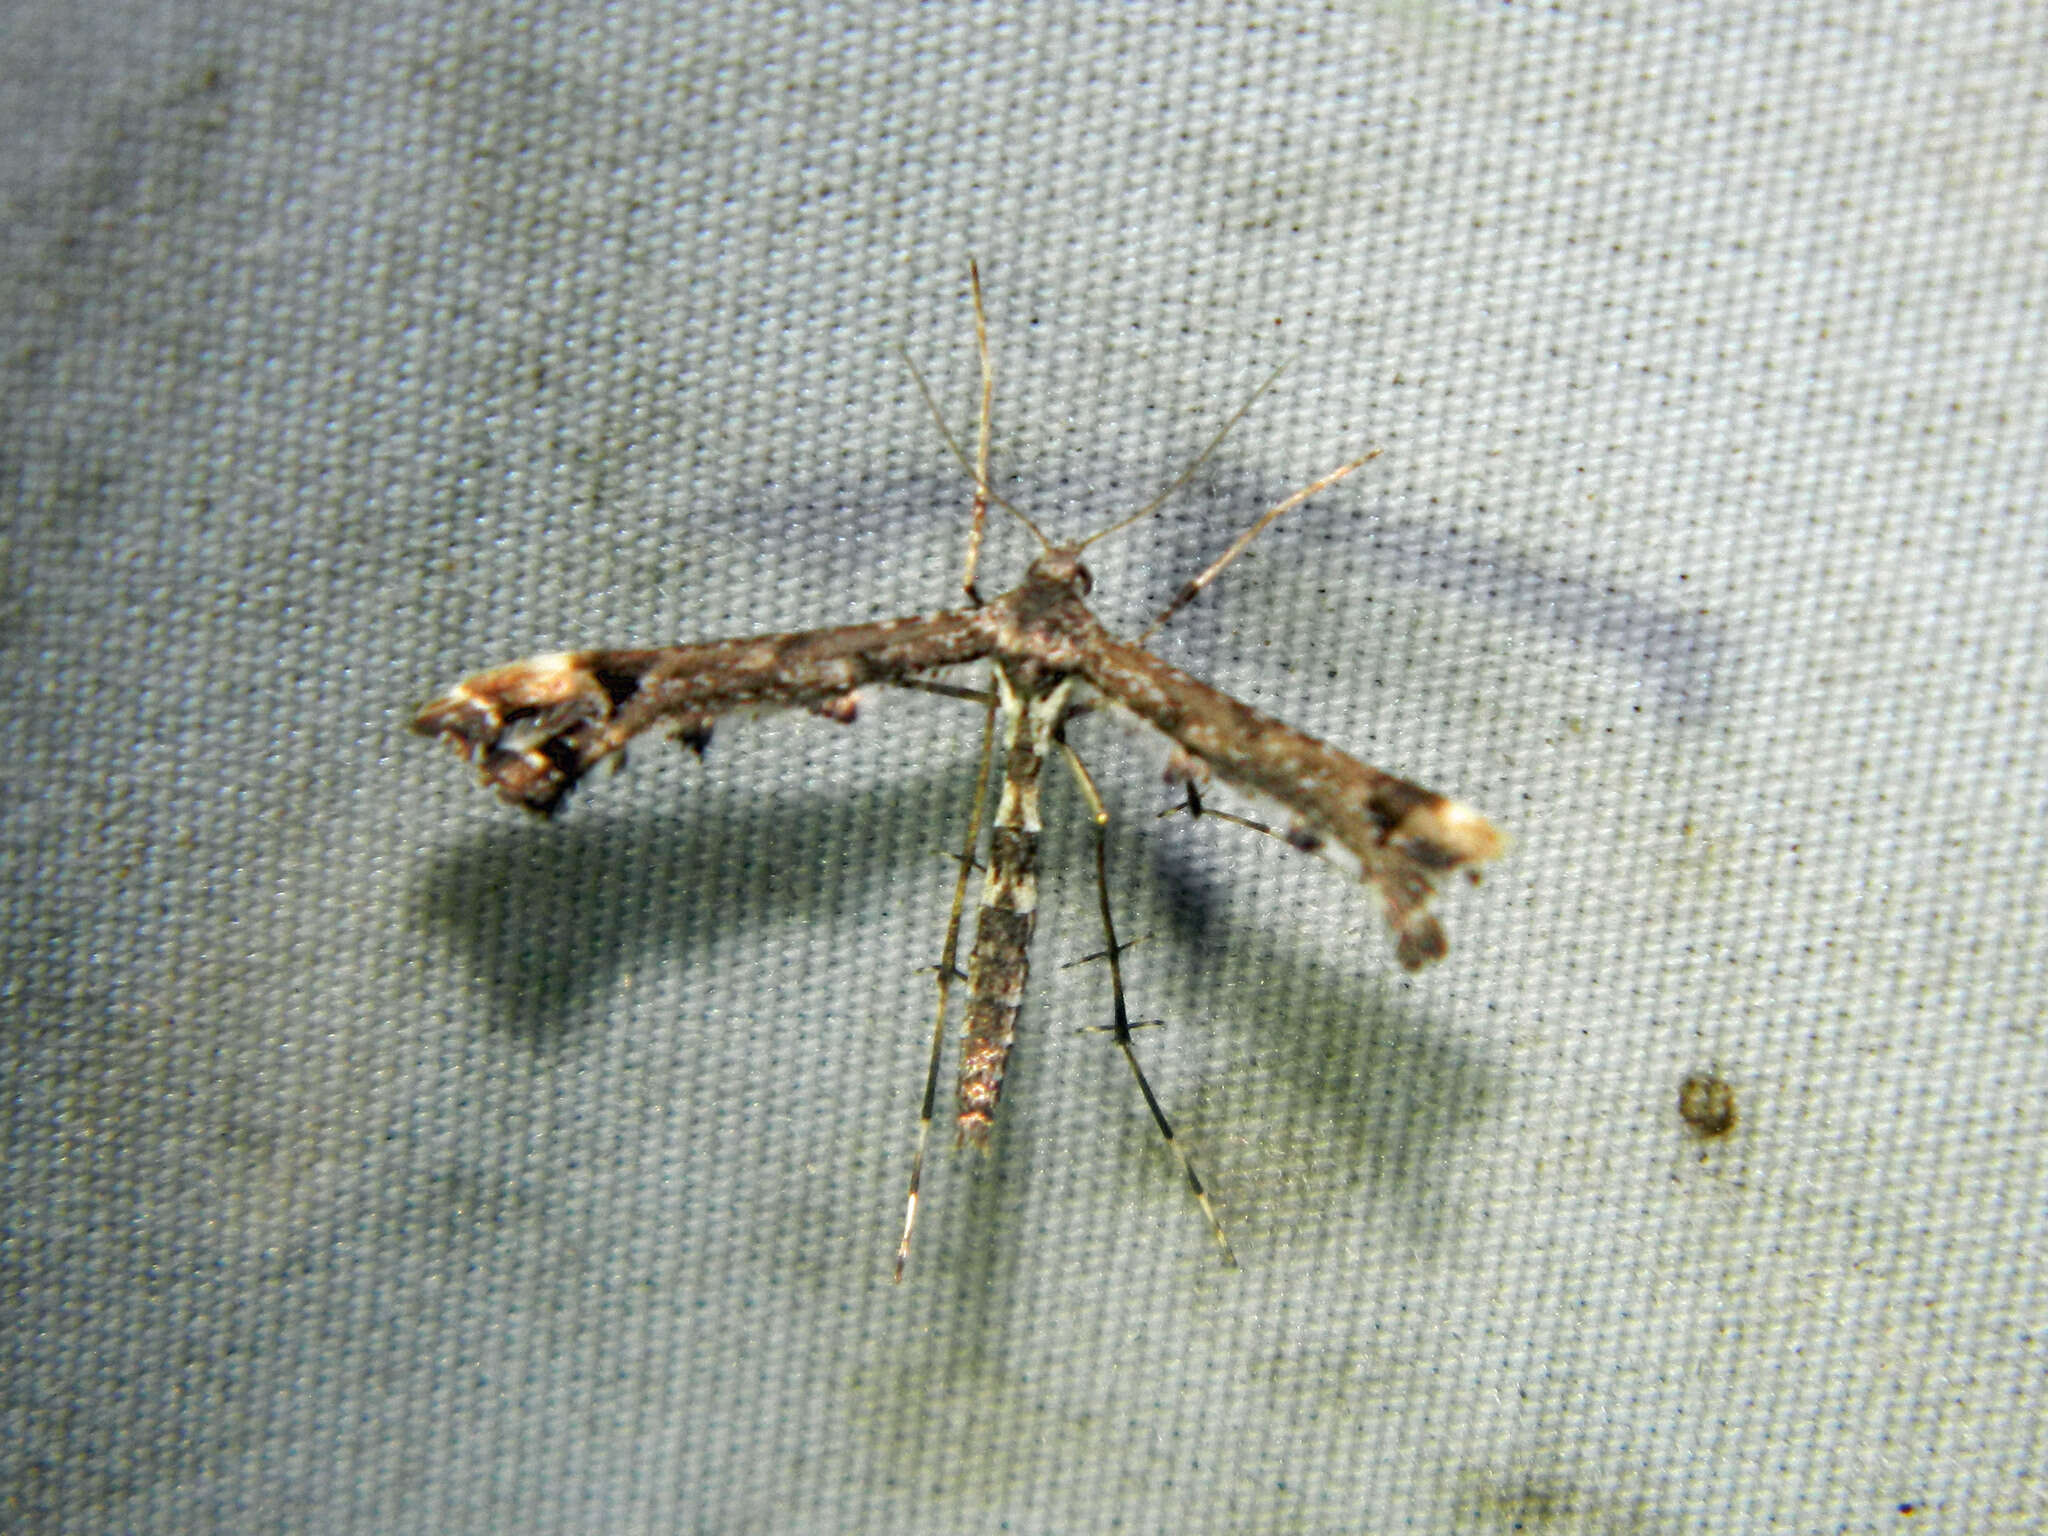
[959,258,995,606]
[1138,450,1380,643]
[1056,739,1237,1270]
[1156,778,1328,858]
[901,260,1051,590]
[895,678,998,707]
[894,688,1001,1283]
[1159,779,1273,837]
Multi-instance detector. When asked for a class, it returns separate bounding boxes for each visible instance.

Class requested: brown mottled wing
[412,610,996,815]
[1078,633,1503,969]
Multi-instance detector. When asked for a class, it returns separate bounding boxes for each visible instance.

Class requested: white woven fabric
[5,3,2042,1530]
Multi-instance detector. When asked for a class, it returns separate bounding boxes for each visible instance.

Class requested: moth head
[1026,546,1093,596]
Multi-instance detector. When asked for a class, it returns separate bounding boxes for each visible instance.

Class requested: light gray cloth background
[4,3,2042,1532]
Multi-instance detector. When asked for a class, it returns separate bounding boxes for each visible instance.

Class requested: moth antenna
[1139,449,1379,643]
[1076,360,1291,554]
[901,347,1046,549]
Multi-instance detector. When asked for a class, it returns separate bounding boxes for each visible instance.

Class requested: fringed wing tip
[1385,794,1506,872]
[410,653,615,816]
[1373,795,1504,970]
[1393,917,1449,972]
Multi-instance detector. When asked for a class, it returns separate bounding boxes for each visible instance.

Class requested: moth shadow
[1131,827,1505,1257]
[409,754,972,1047]
[409,714,1500,1270]
[1132,464,1725,717]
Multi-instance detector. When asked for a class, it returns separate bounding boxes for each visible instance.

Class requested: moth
[412,269,1503,1275]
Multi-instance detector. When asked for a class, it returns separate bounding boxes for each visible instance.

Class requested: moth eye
[1073,563,1094,594]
